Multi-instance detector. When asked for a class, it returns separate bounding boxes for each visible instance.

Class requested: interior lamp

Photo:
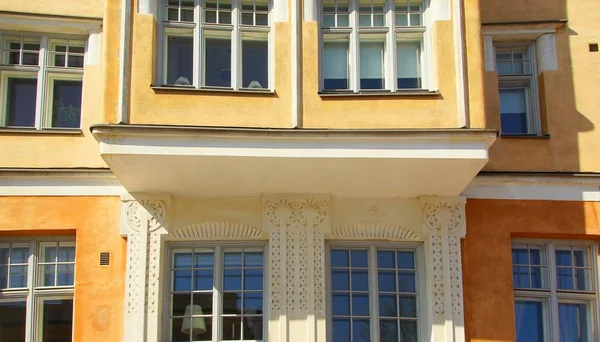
[181,305,207,338]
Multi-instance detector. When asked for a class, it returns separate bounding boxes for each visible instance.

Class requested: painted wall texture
[0,0,105,18]
[0,196,125,342]
[463,199,600,342]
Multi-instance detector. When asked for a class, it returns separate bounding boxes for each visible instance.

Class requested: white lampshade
[181,305,207,335]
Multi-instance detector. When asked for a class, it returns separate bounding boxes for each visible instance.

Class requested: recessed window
[329,244,422,342]
[160,0,271,91]
[166,244,266,342]
[512,241,597,342]
[495,44,540,135]
[320,0,427,92]
[0,34,84,130]
[0,240,75,342]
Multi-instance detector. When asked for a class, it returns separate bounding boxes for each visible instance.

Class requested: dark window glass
[0,301,26,342]
[204,37,231,87]
[499,88,528,134]
[7,78,37,127]
[41,299,73,342]
[242,40,268,89]
[323,41,349,90]
[167,36,194,85]
[515,301,544,342]
[51,80,82,128]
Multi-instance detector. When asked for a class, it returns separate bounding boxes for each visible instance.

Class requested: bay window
[320,0,427,93]
[0,34,84,129]
[159,0,272,91]
[0,239,75,342]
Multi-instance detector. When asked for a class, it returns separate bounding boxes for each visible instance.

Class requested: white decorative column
[420,197,466,342]
[264,197,330,342]
[121,195,170,342]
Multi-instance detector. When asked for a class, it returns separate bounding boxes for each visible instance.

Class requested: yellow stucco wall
[0,196,125,342]
[482,0,600,172]
[0,0,104,18]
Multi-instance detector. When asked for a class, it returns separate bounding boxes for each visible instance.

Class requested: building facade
[0,0,598,342]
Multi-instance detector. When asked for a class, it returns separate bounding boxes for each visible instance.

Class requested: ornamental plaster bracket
[419,196,466,342]
[263,196,330,342]
[121,194,171,342]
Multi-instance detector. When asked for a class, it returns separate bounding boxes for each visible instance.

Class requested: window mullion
[213,245,221,342]
[194,0,202,87]
[231,0,241,90]
[370,245,379,342]
[548,243,560,342]
[385,0,395,91]
[34,36,48,130]
[350,0,360,92]
[25,240,36,342]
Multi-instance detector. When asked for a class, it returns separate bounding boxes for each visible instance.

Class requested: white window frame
[326,241,427,342]
[318,0,430,93]
[157,0,274,91]
[0,238,76,342]
[512,239,600,342]
[162,241,269,342]
[0,32,85,130]
[494,42,541,136]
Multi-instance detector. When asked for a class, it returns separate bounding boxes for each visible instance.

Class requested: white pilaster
[122,195,169,342]
[420,196,466,342]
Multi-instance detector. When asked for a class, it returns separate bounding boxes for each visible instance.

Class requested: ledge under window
[500,133,550,139]
[0,127,83,135]
[151,85,277,96]
[318,90,441,97]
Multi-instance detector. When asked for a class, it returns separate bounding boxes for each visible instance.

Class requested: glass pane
[42,245,57,263]
[11,247,28,264]
[204,35,232,87]
[331,269,349,291]
[559,303,589,342]
[512,248,528,265]
[7,78,37,127]
[397,251,414,269]
[398,271,416,293]
[173,316,212,341]
[242,39,268,89]
[377,251,395,269]
[243,292,263,314]
[360,40,384,89]
[513,266,529,288]
[171,293,190,316]
[499,88,528,134]
[529,248,542,265]
[0,301,26,342]
[41,264,56,286]
[244,251,263,267]
[224,251,242,268]
[530,266,544,289]
[222,316,242,340]
[332,318,350,342]
[338,14,349,26]
[40,299,73,342]
[67,55,84,68]
[244,268,263,290]
[323,14,335,27]
[556,267,574,290]
[9,265,27,288]
[352,294,370,316]
[57,264,75,286]
[223,292,242,314]
[193,293,213,315]
[0,246,8,264]
[256,13,268,25]
[323,41,349,90]
[194,269,213,290]
[51,80,82,128]
[223,269,242,290]
[398,295,417,318]
[167,35,193,85]
[409,13,420,25]
[555,249,573,266]
[400,320,418,342]
[359,14,371,27]
[378,271,396,292]
[575,269,591,291]
[379,294,397,317]
[380,320,398,342]
[332,293,350,315]
[242,12,254,25]
[168,8,178,21]
[353,319,370,342]
[496,61,514,75]
[574,249,589,267]
[515,301,545,342]
[173,270,192,291]
[395,13,408,26]
[351,270,369,291]
[397,41,421,89]
[243,316,263,340]
[181,9,194,22]
[220,11,232,24]
[194,252,214,268]
[374,14,385,26]
[351,250,368,268]
[174,252,193,268]
[0,265,7,288]
[205,10,217,22]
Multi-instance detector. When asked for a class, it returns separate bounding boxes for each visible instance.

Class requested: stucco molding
[125,199,167,233]
[171,222,263,239]
[330,223,420,240]
[420,197,466,237]
[265,197,329,230]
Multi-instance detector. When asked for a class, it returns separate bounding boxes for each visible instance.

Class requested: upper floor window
[328,244,423,342]
[0,239,76,342]
[512,240,598,342]
[321,0,427,93]
[0,34,84,130]
[160,0,271,91]
[166,244,266,342]
[496,43,540,135]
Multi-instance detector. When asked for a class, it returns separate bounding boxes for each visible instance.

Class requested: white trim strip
[0,174,123,196]
[464,177,600,201]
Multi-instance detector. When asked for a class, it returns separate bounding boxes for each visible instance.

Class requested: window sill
[318,90,441,97]
[151,85,277,96]
[0,127,83,135]
[500,133,550,139]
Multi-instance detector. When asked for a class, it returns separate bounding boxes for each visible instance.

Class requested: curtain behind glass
[323,41,349,90]
[396,41,420,89]
[514,301,544,342]
[360,40,384,89]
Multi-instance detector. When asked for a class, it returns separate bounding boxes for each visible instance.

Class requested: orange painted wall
[463,199,600,342]
[0,196,125,342]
